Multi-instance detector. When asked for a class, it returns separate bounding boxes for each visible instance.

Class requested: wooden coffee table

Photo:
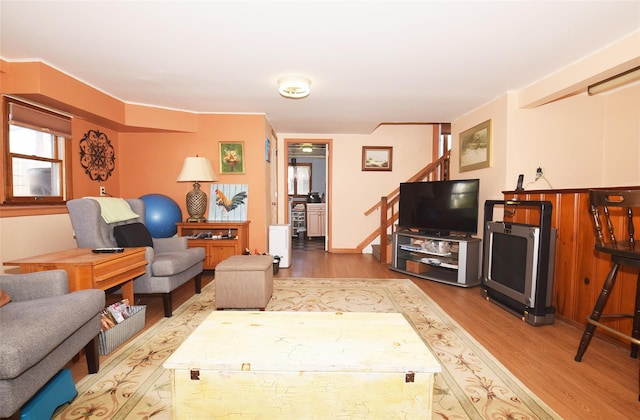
[4,248,147,303]
[164,311,441,419]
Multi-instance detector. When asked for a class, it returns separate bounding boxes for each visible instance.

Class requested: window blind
[8,100,72,137]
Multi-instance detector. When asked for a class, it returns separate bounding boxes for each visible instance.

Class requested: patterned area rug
[54,278,560,419]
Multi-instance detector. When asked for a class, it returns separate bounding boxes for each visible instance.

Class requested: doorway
[284,139,331,252]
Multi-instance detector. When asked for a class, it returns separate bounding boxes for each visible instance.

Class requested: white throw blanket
[85,197,140,223]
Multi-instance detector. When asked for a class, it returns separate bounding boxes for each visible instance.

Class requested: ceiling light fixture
[301,143,313,153]
[588,66,640,95]
[278,76,311,99]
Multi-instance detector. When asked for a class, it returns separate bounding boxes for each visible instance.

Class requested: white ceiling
[1,1,639,134]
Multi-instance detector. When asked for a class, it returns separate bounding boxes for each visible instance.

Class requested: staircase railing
[358,150,450,263]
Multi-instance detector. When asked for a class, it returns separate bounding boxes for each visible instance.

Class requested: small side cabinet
[306,203,326,238]
[176,221,250,269]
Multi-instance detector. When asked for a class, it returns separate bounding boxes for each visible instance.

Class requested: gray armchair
[0,269,105,419]
[67,198,205,317]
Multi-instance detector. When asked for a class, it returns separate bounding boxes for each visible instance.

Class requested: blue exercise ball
[139,194,182,238]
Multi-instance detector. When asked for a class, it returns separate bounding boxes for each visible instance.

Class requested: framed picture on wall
[209,184,248,221]
[219,142,245,174]
[459,120,491,172]
[362,146,393,171]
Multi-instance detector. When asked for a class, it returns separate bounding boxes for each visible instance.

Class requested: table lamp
[176,156,218,222]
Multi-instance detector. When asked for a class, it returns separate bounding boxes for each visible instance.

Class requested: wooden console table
[176,221,249,270]
[3,248,147,303]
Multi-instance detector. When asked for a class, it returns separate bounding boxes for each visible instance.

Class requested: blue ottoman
[21,369,77,420]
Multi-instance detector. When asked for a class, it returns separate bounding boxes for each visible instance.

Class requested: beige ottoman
[215,255,274,310]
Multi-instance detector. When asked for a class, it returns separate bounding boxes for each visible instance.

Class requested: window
[2,98,72,204]
[438,123,452,158]
[288,163,312,197]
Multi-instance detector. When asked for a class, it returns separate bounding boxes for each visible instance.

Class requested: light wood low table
[164,311,441,419]
[3,247,147,303]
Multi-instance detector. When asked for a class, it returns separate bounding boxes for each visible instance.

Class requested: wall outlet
[535,167,543,180]
[99,186,106,196]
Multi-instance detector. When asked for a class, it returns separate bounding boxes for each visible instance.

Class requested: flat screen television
[398,179,479,236]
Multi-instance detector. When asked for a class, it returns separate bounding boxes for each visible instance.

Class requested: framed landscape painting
[459,120,491,172]
[362,146,393,171]
[219,142,245,174]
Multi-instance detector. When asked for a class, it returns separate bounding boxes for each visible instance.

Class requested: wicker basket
[98,305,146,355]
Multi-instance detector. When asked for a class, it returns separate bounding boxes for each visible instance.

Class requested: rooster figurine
[214,189,247,213]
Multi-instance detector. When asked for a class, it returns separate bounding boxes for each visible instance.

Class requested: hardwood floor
[68,250,639,419]
[291,234,325,251]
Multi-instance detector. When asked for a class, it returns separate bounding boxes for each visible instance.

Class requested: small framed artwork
[209,184,248,221]
[362,146,393,171]
[265,138,271,162]
[459,120,491,172]
[219,142,245,174]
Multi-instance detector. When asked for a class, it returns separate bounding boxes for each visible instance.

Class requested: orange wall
[1,59,272,252]
[1,61,126,126]
[118,114,271,251]
[71,119,121,198]
[0,60,198,132]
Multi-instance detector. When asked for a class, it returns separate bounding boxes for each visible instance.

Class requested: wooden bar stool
[574,189,640,400]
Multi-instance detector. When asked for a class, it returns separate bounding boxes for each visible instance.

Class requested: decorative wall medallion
[79,129,115,181]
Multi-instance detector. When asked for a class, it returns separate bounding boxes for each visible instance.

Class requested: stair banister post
[380,196,388,264]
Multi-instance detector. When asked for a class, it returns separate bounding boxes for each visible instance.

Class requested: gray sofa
[67,198,205,317]
[0,269,105,419]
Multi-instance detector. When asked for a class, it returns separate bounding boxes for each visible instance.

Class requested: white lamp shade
[177,156,218,182]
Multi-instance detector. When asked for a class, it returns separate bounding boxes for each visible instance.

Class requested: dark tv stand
[390,231,481,287]
[418,229,450,237]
